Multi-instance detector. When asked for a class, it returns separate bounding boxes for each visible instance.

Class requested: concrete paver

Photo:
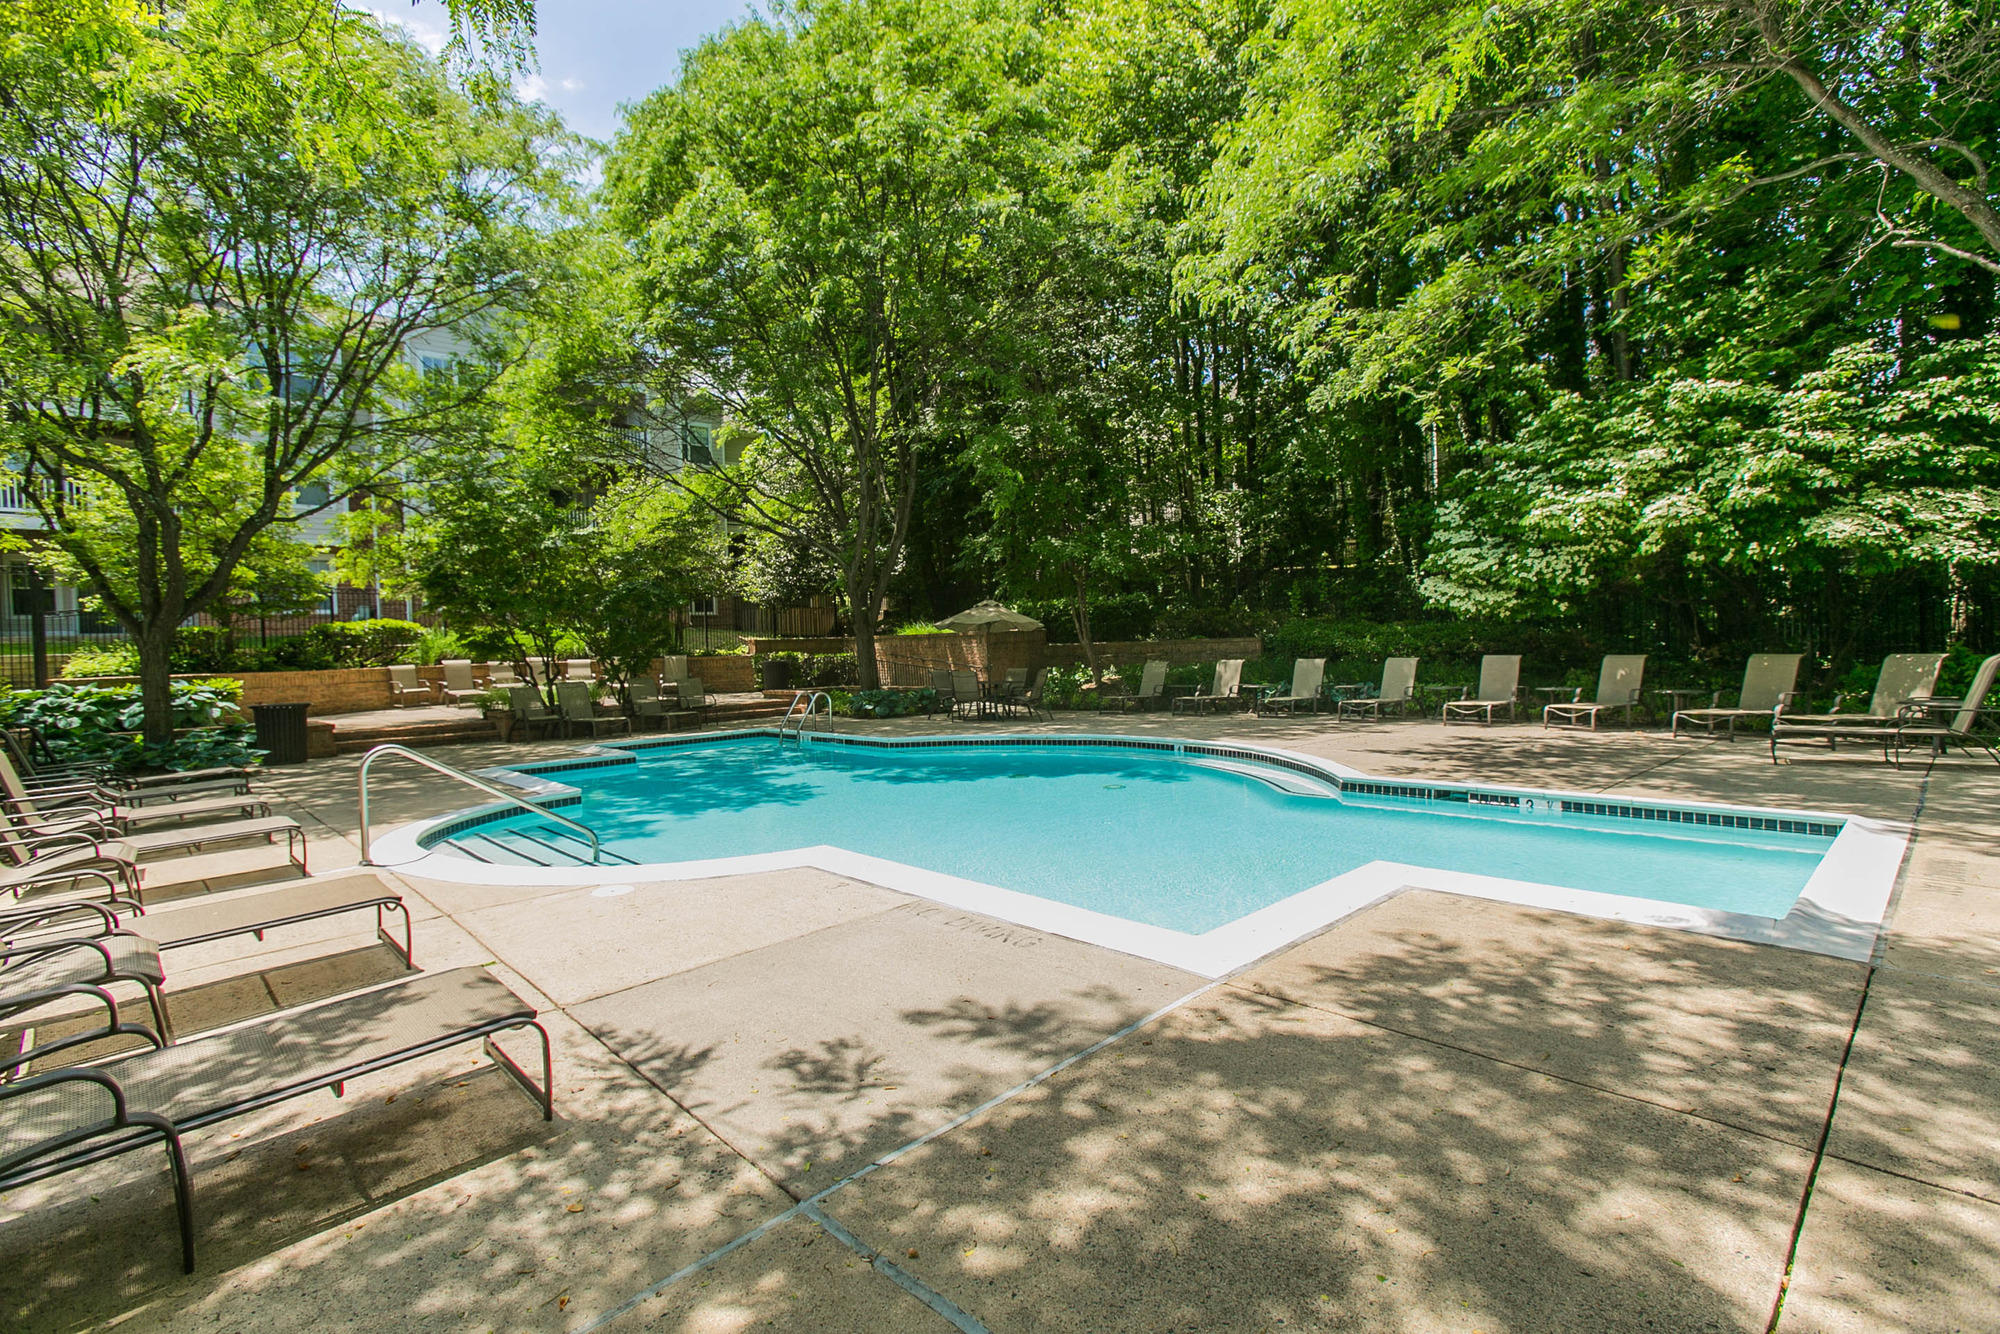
[595,1214,965,1334]
[1778,1159,2000,1334]
[1239,891,1869,1146]
[831,985,1810,1334]
[571,899,1203,1192]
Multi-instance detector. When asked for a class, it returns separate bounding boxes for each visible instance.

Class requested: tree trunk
[851,581,881,690]
[136,623,178,751]
[1072,567,1098,685]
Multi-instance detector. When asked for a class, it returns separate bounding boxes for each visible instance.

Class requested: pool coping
[367,728,1911,979]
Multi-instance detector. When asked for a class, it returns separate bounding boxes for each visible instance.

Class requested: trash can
[250,701,312,765]
[762,658,795,691]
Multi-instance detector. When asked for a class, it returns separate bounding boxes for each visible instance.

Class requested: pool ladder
[357,742,604,866]
[779,690,834,743]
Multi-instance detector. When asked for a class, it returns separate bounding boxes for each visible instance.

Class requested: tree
[604,0,1066,688]
[0,0,557,744]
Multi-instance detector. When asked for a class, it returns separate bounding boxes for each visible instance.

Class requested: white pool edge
[368,729,1911,979]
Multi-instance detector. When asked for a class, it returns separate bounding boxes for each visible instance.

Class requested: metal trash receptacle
[250,702,312,765]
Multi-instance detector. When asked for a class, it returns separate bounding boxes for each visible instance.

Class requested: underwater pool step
[438,824,637,868]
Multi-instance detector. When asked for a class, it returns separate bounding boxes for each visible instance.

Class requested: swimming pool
[387,733,1906,975]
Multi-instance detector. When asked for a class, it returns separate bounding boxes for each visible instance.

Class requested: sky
[379,1,757,143]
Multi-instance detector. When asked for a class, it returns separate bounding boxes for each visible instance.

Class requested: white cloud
[358,2,450,54]
[514,73,550,102]
[560,77,585,91]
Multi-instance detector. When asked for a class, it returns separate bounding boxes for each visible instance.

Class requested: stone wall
[685,654,755,693]
[873,629,1047,687]
[742,637,853,657]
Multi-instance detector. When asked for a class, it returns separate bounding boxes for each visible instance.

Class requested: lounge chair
[1,867,414,969]
[1258,659,1326,715]
[2,811,309,902]
[670,675,714,725]
[1336,658,1417,720]
[1544,656,1647,730]
[1772,653,1946,727]
[1773,652,2000,767]
[1175,659,1245,715]
[1672,654,1804,737]
[436,659,486,708]
[1,931,173,1046]
[1441,656,1522,724]
[556,682,629,739]
[0,966,551,1272]
[505,685,560,741]
[485,662,522,689]
[0,752,268,835]
[386,664,430,708]
[1107,660,1169,712]
[4,730,251,799]
[0,823,141,900]
[561,658,598,685]
[629,679,672,730]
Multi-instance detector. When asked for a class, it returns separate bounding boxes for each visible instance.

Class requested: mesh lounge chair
[1259,659,1327,715]
[556,682,628,739]
[1672,654,1804,737]
[1175,659,1244,715]
[2,931,172,1046]
[3,730,250,799]
[1774,653,1946,727]
[670,675,714,725]
[1337,658,1418,720]
[386,664,430,708]
[1106,660,1169,713]
[629,679,672,730]
[0,751,268,835]
[485,662,522,689]
[506,685,560,741]
[0,966,551,1272]
[436,659,486,708]
[562,658,598,685]
[1544,656,1647,730]
[1441,656,1522,724]
[1773,652,2000,767]
[3,812,310,901]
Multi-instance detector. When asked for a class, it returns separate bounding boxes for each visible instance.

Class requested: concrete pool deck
[1,714,1995,1331]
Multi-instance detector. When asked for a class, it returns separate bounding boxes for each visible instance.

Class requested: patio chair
[2,808,308,900]
[555,682,629,739]
[1773,652,2000,767]
[1772,653,1947,727]
[0,965,551,1272]
[436,659,485,708]
[562,658,598,684]
[485,662,522,689]
[1106,660,1169,713]
[997,666,1033,717]
[927,670,956,718]
[1,931,172,1046]
[1336,658,1418,720]
[507,685,561,741]
[950,670,984,719]
[1672,654,1804,738]
[1544,656,1647,730]
[1021,667,1052,721]
[1259,659,1327,715]
[1175,659,1245,715]
[1441,656,1522,724]
[0,821,142,900]
[386,664,430,708]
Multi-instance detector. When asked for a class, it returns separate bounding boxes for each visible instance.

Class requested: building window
[296,479,331,509]
[7,567,53,617]
[682,423,715,468]
[690,595,718,617]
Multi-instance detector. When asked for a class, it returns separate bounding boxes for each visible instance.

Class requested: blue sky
[379,1,757,142]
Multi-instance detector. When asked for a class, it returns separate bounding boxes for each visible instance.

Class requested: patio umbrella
[934,600,1043,632]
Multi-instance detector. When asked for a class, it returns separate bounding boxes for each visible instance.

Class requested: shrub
[760,651,860,688]
[242,619,426,671]
[407,627,465,665]
[61,642,140,677]
[0,678,258,772]
[830,687,937,718]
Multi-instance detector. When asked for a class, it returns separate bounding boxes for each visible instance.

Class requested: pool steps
[439,823,639,868]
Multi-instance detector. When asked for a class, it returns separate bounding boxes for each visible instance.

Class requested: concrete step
[331,717,500,754]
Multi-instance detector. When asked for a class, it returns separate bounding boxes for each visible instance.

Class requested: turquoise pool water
[455,740,1829,933]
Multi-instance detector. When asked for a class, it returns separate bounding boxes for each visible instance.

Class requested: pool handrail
[357,743,600,865]
[780,691,834,741]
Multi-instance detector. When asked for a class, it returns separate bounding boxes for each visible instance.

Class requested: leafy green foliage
[0,679,261,772]
[830,688,938,718]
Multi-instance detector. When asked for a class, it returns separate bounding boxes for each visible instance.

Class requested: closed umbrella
[934,600,1043,632]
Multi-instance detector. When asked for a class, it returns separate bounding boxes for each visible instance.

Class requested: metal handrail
[780,690,833,740]
[357,743,600,865]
